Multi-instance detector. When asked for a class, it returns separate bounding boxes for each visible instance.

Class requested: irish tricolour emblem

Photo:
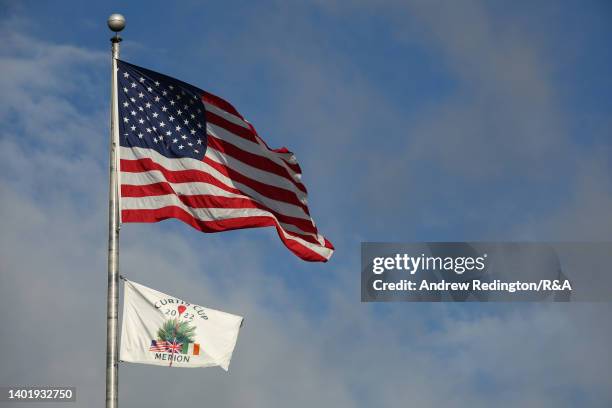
[120,279,243,371]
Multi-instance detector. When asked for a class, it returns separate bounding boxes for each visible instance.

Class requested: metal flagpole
[106,13,125,408]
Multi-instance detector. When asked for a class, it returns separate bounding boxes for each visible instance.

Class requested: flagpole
[106,13,125,408]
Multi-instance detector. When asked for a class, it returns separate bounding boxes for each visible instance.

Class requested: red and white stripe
[120,91,334,262]
[149,340,171,352]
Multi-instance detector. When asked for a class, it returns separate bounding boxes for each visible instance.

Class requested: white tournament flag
[120,279,243,371]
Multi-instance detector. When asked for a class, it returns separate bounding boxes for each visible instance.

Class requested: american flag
[149,340,183,353]
[117,60,334,262]
[149,340,170,352]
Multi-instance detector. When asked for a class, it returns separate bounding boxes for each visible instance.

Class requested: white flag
[120,279,243,371]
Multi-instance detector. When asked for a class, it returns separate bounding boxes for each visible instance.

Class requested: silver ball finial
[107,14,126,32]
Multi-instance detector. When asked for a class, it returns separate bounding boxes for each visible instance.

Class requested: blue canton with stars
[117,60,207,160]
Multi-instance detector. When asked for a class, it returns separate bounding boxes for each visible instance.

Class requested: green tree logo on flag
[157,319,196,345]
[147,305,201,366]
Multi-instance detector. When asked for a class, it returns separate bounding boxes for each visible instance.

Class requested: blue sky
[1,1,611,407]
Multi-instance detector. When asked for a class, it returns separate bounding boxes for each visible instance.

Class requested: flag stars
[117,64,208,160]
